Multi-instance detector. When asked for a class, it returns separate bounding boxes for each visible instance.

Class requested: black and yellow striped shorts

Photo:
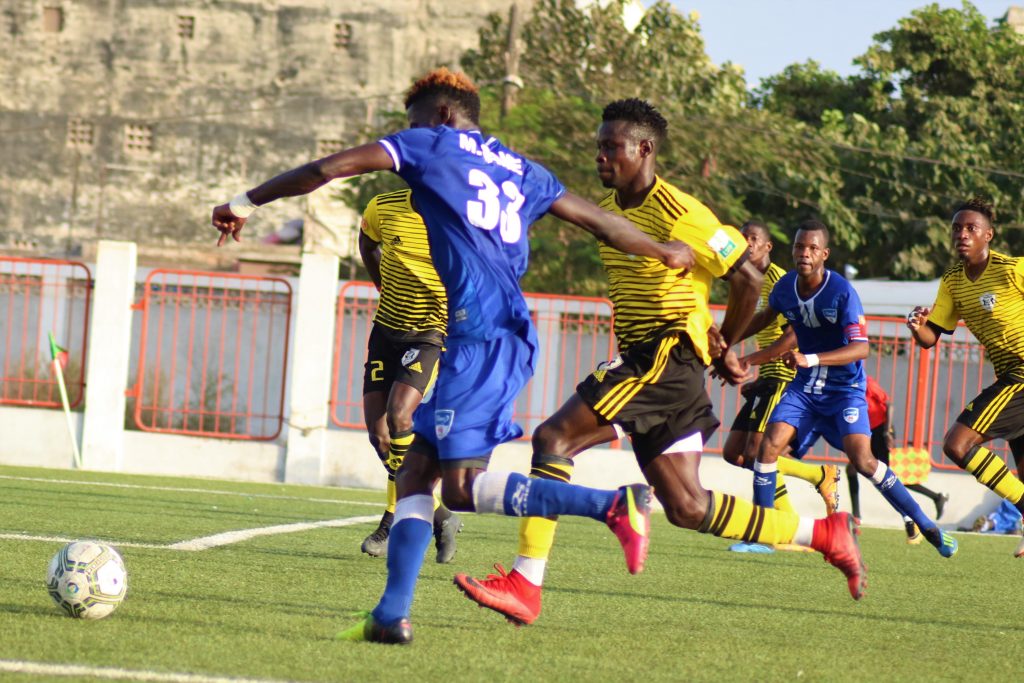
[958,376,1024,441]
[730,377,788,434]
[576,331,719,466]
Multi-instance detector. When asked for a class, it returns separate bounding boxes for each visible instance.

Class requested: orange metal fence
[329,287,1005,470]
[329,282,617,436]
[130,270,292,440]
[0,256,92,409]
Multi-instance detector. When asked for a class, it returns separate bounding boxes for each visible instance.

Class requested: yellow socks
[964,446,1024,504]
[699,491,800,545]
[774,480,795,513]
[778,456,825,487]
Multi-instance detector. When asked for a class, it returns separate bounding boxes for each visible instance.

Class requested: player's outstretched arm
[711,259,762,384]
[906,306,940,348]
[742,326,797,366]
[718,259,762,347]
[548,192,695,269]
[212,143,394,246]
[783,339,869,369]
[738,306,780,343]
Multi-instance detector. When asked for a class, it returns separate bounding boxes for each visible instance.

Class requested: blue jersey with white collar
[768,269,868,394]
[379,127,565,345]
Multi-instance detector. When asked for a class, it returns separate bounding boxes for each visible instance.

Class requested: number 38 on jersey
[466,168,526,243]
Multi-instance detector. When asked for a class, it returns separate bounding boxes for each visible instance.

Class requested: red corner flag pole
[48,333,82,469]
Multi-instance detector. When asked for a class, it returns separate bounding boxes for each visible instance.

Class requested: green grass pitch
[0,464,1021,682]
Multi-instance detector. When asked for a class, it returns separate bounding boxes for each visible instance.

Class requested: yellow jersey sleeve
[929,276,958,332]
[1015,258,1024,294]
[361,196,381,243]
[672,217,747,279]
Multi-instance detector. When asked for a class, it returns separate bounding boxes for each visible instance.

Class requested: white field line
[0,474,381,507]
[0,659,297,683]
[166,515,380,550]
[0,515,380,552]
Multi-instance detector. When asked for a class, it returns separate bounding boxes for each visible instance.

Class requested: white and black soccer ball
[45,541,128,620]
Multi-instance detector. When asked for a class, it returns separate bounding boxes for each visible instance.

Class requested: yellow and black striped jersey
[755,262,796,382]
[361,190,447,336]
[598,176,747,363]
[929,251,1024,381]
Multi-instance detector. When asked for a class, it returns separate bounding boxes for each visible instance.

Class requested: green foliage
[337,1,1024,289]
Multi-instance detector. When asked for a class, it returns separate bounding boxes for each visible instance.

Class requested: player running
[212,69,694,645]
[907,197,1024,557]
[748,219,956,569]
[357,190,461,562]
[722,220,840,525]
[453,100,867,627]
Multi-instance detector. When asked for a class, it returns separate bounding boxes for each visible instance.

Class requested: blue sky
[665,1,1016,88]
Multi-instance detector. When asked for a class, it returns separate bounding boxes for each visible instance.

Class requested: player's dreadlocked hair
[795,218,830,247]
[955,196,996,225]
[602,98,668,147]
[404,68,481,124]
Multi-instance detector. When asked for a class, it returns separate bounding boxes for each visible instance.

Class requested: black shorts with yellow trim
[730,377,787,434]
[957,375,1024,441]
[576,330,719,468]
[362,324,443,396]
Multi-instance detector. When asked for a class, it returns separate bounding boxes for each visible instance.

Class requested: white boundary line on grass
[0,474,382,507]
[0,516,380,551]
[0,659,296,683]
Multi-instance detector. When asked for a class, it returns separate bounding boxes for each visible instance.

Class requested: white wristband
[228,192,258,218]
[804,353,820,367]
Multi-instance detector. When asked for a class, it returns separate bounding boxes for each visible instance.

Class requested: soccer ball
[45,541,128,619]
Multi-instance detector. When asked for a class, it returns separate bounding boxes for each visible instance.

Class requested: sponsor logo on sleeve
[707,229,737,259]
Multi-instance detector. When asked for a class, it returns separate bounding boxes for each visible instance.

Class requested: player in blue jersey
[744,220,957,570]
[211,68,694,645]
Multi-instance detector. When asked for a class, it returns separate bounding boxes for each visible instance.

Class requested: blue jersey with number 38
[379,127,566,345]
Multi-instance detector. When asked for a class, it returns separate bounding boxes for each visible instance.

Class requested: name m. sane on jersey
[459,133,523,175]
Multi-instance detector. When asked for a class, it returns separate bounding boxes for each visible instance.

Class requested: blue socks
[872,463,935,532]
[371,495,433,626]
[753,462,777,508]
[500,472,615,520]
[472,471,616,521]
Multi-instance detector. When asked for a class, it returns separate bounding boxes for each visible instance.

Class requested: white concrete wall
[0,400,1002,531]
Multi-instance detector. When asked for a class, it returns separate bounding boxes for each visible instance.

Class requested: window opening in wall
[67,119,95,149]
[124,124,154,155]
[42,6,63,32]
[177,15,194,39]
[333,21,352,49]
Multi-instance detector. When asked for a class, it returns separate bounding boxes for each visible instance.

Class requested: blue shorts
[770,389,869,459]
[413,323,537,462]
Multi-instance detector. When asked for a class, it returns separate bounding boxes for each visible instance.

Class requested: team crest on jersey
[593,356,624,383]
[842,407,860,424]
[783,310,797,320]
[980,293,997,312]
[822,308,838,324]
[401,349,420,367]
[707,229,737,259]
[435,409,455,440]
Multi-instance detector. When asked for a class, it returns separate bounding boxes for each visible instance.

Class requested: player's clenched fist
[212,204,247,246]
[660,240,695,272]
[906,306,931,331]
